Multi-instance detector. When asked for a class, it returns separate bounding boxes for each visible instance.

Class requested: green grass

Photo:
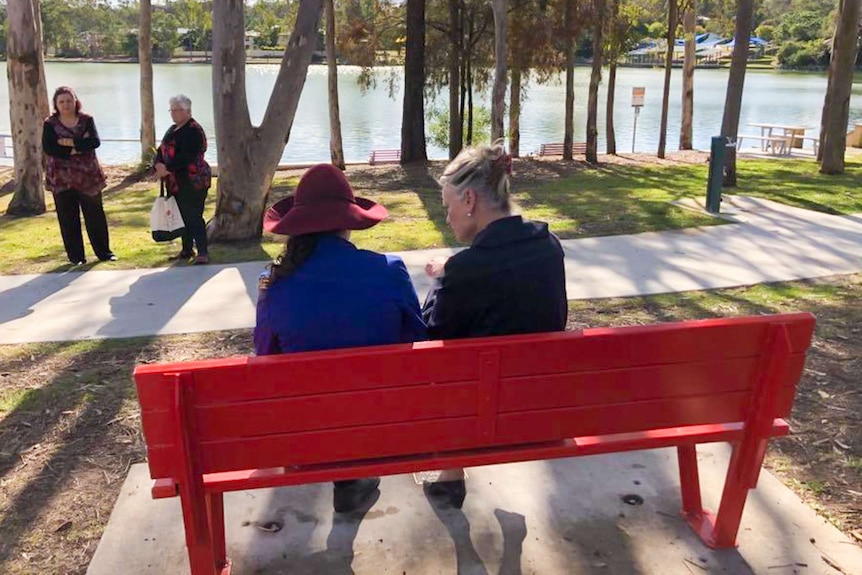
[1,156,860,274]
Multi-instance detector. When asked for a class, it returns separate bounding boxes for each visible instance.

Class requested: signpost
[631,87,645,153]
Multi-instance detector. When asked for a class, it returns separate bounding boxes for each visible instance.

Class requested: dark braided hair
[262,233,321,287]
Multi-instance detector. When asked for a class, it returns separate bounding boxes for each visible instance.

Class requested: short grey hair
[169,94,192,110]
[439,140,511,212]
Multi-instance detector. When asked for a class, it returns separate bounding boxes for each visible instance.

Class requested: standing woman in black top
[154,94,212,265]
[42,86,114,265]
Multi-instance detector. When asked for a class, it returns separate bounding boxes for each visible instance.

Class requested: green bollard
[706,136,725,214]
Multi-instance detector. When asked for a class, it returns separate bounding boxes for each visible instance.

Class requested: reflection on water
[0,62,852,165]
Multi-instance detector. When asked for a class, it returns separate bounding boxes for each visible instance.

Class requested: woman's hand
[425,256,448,279]
[154,162,169,178]
[58,138,75,147]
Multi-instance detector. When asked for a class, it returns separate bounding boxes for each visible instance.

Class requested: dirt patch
[0,271,859,574]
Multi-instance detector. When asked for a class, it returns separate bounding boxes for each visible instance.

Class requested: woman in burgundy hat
[255,163,427,514]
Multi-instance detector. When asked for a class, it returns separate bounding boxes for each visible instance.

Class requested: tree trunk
[490,0,507,142]
[209,0,323,241]
[32,0,49,121]
[679,1,695,150]
[509,65,522,157]
[466,57,474,144]
[325,0,345,169]
[6,0,48,216]
[139,0,156,165]
[448,0,462,158]
[658,0,677,159]
[400,0,427,164]
[720,0,754,186]
[586,0,605,163]
[563,0,575,161]
[819,0,861,174]
[606,63,617,155]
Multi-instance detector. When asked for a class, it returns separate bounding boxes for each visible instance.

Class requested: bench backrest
[135,313,814,482]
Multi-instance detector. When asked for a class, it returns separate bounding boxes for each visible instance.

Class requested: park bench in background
[735,134,791,155]
[134,312,815,575]
[537,142,587,156]
[368,149,401,165]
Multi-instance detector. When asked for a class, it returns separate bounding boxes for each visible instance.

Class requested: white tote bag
[150,182,186,242]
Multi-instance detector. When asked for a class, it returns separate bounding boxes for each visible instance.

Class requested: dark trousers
[54,189,112,263]
[174,186,208,256]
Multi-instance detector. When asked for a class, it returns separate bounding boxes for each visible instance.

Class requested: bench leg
[207,492,231,574]
[677,445,703,518]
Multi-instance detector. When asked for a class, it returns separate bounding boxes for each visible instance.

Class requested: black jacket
[422,216,567,340]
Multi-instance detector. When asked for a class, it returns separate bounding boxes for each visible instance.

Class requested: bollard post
[705,136,725,214]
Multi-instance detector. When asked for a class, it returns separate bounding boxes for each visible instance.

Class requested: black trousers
[174,186,209,256]
[54,189,112,263]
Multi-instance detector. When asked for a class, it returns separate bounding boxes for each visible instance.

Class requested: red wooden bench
[368,149,401,165]
[537,142,587,156]
[134,312,815,575]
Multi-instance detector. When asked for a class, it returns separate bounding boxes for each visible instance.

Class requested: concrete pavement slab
[2,195,862,344]
[87,444,862,575]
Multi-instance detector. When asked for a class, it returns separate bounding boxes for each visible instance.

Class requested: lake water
[1,62,857,165]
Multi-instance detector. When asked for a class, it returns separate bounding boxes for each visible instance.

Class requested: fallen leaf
[54,521,72,533]
[817,390,831,400]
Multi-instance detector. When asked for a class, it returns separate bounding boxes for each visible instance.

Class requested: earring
[467,212,472,217]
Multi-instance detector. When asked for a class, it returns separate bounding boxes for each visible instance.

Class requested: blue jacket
[255,235,427,355]
[422,216,567,340]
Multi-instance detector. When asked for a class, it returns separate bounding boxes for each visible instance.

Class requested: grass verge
[1,153,860,275]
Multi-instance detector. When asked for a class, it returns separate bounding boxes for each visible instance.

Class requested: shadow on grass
[0,337,150,570]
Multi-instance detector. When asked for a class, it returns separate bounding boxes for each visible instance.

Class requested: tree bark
[658,0,677,159]
[563,0,575,161]
[586,0,605,163]
[509,65,521,157]
[448,0,462,158]
[490,0,507,142]
[139,0,156,165]
[400,0,427,164]
[720,0,754,186]
[325,0,345,169]
[209,0,323,241]
[679,1,695,150]
[606,63,617,155]
[6,0,48,216]
[819,0,861,174]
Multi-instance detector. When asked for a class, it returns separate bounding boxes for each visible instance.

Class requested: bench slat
[182,419,789,496]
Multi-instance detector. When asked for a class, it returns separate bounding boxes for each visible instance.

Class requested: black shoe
[170,250,194,261]
[423,479,467,509]
[333,478,381,513]
[98,253,117,262]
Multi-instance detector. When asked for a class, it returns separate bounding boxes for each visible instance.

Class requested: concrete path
[88,445,862,575]
[2,195,862,344]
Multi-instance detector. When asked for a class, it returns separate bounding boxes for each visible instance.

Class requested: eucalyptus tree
[720,0,755,186]
[401,0,428,163]
[325,0,346,169]
[490,0,507,141]
[586,0,606,163]
[507,0,557,156]
[209,0,324,241]
[679,0,695,150]
[657,0,678,158]
[818,0,861,174]
[6,0,50,216]
[603,0,644,154]
[139,0,156,165]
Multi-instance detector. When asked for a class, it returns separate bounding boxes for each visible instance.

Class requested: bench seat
[736,134,791,155]
[135,312,815,575]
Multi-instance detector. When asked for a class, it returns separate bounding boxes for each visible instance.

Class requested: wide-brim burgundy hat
[263,164,387,236]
